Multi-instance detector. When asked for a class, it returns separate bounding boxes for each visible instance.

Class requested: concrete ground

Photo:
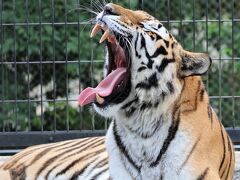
[234,151,240,179]
[1,153,240,179]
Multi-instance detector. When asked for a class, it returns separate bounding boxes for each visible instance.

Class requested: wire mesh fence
[0,0,240,148]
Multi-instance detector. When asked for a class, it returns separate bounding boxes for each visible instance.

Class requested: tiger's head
[78,3,211,118]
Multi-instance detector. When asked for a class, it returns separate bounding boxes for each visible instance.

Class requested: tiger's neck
[114,75,207,140]
[106,76,208,178]
[178,76,208,114]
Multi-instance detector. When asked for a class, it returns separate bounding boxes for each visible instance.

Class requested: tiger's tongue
[78,38,127,106]
[78,68,126,106]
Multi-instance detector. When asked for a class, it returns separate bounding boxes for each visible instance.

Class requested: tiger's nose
[96,11,105,24]
[103,3,115,15]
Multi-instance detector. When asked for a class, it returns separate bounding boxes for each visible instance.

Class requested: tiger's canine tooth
[90,24,101,38]
[96,94,104,104]
[99,29,110,43]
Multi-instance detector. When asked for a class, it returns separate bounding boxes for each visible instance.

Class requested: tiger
[0,2,235,180]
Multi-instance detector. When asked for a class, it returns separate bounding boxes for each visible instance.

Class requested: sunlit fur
[0,3,234,180]
[0,137,109,180]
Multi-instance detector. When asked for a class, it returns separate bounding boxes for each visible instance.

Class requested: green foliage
[0,0,106,131]
[1,0,240,131]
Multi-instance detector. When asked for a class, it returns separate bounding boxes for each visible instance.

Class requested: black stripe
[156,58,175,73]
[96,158,108,168]
[199,88,205,101]
[38,144,81,177]
[160,175,163,180]
[161,91,167,100]
[135,73,158,90]
[140,102,152,111]
[82,158,108,178]
[62,140,105,162]
[126,116,163,139]
[30,141,75,164]
[121,97,139,109]
[69,158,97,180]
[164,40,169,48]
[167,82,174,94]
[7,140,75,178]
[42,138,104,178]
[140,33,154,69]
[179,136,200,173]
[56,148,105,177]
[90,167,109,180]
[154,102,159,107]
[156,34,163,41]
[207,105,213,129]
[113,121,141,172]
[135,33,141,58]
[125,107,136,117]
[137,66,147,72]
[151,46,168,58]
[3,143,56,170]
[140,33,146,49]
[150,113,180,167]
[146,58,154,69]
[45,163,61,179]
[218,121,226,178]
[224,135,233,179]
[10,165,26,180]
[149,34,155,40]
[56,139,89,151]
[196,167,209,180]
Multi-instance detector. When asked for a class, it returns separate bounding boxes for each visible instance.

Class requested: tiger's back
[0,137,109,180]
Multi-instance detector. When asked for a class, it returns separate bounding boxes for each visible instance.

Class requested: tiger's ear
[180,50,212,77]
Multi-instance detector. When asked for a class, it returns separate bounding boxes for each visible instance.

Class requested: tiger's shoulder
[177,76,235,179]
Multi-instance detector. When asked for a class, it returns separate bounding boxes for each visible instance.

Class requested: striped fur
[0,137,109,180]
[0,3,235,180]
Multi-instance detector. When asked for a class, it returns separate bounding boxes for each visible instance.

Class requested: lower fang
[99,29,110,43]
[96,94,104,104]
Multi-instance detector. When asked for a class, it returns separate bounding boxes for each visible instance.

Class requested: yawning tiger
[0,3,234,180]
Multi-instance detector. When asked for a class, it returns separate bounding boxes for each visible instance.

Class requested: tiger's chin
[93,103,122,118]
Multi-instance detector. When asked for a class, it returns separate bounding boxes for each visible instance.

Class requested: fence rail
[0,129,239,154]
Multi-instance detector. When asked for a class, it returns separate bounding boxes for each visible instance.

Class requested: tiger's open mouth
[78,23,131,107]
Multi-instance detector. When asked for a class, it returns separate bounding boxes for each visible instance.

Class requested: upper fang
[90,24,101,38]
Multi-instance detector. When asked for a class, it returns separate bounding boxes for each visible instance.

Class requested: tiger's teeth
[99,29,110,43]
[90,24,101,38]
[96,94,104,104]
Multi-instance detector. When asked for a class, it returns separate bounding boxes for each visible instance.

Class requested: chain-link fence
[0,0,240,151]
